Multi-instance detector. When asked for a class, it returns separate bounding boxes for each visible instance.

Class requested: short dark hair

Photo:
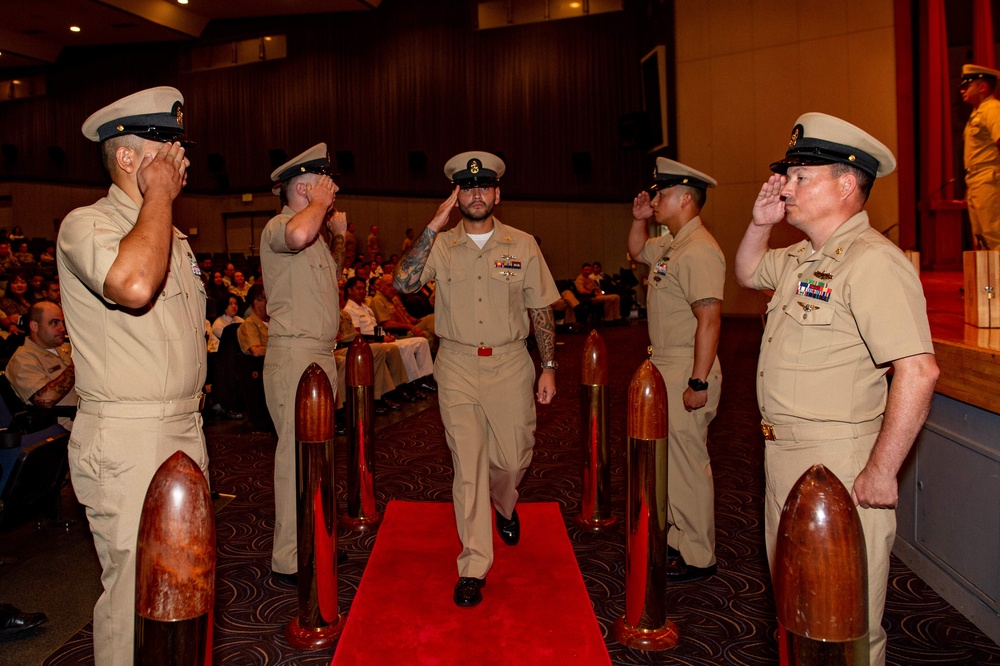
[345,276,362,291]
[247,283,266,304]
[581,262,592,269]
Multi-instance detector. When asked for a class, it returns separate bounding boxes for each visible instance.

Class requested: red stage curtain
[919,0,954,203]
[973,0,995,69]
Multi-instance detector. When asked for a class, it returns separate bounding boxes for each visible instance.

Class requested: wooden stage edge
[923,271,1000,415]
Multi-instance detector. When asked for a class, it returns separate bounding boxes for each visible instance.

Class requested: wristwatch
[687,377,709,391]
[540,360,558,371]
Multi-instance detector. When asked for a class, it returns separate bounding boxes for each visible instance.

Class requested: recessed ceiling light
[70,26,81,32]
[178,0,189,4]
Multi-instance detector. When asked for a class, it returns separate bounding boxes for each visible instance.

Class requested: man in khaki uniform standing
[734,113,940,666]
[261,143,346,582]
[57,87,207,665]
[627,157,724,581]
[395,151,559,607]
[961,64,1000,251]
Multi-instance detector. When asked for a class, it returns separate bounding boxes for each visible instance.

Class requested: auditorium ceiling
[0,0,382,73]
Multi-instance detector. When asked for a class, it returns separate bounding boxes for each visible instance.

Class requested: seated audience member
[41,279,61,307]
[550,290,580,330]
[344,277,435,396]
[237,284,268,357]
[591,260,633,318]
[0,242,20,273]
[371,274,437,347]
[209,295,244,354]
[334,309,408,415]
[236,284,272,432]
[38,244,56,267]
[28,274,46,303]
[5,301,77,430]
[1,274,34,319]
[401,227,415,254]
[205,273,230,317]
[222,263,236,287]
[7,226,24,242]
[15,243,34,265]
[0,602,47,636]
[355,264,375,299]
[228,270,251,301]
[574,262,621,323]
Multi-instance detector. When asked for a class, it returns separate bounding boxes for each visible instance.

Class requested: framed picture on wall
[641,45,669,153]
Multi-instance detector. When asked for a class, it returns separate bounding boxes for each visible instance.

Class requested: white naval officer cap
[269,143,333,195]
[444,151,505,186]
[961,63,1000,85]
[649,157,717,192]
[81,86,188,144]
[769,112,896,179]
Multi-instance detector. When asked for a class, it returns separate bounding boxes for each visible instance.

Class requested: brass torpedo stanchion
[134,451,216,665]
[775,464,868,665]
[285,363,345,649]
[613,360,679,651]
[340,336,381,531]
[576,330,616,531]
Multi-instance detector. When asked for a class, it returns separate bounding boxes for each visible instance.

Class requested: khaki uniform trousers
[763,420,892,666]
[651,350,721,568]
[434,341,535,579]
[69,404,208,666]
[264,341,338,574]
[591,294,620,321]
[966,168,1000,251]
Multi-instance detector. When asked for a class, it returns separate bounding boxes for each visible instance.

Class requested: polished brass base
[612,614,679,651]
[339,511,382,532]
[575,514,618,532]
[284,613,346,650]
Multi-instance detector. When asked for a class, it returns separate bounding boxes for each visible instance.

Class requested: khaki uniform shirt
[237,312,269,355]
[418,218,558,346]
[639,216,725,349]
[6,338,78,408]
[964,96,1000,171]
[57,184,207,402]
[751,211,934,426]
[260,206,340,346]
[370,290,412,326]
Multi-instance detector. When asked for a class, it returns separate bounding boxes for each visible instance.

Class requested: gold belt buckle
[760,423,775,441]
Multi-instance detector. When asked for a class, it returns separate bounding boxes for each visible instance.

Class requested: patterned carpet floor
[44,318,1000,665]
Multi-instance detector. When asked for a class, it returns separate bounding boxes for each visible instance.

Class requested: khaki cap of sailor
[444,151,505,186]
[269,143,332,195]
[961,64,1000,86]
[769,112,896,179]
[81,86,187,143]
[649,157,717,192]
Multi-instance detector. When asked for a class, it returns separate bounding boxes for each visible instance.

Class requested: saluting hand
[632,191,654,221]
[751,174,787,227]
[304,175,336,211]
[137,141,188,200]
[428,186,459,232]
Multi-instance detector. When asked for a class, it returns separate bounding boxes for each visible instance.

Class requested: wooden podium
[920,199,966,271]
[964,250,1000,328]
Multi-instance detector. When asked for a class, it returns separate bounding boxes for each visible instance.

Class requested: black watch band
[687,377,709,391]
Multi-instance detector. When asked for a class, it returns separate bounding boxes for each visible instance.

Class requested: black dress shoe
[453,577,486,607]
[271,571,298,587]
[374,401,389,415]
[394,388,418,403]
[0,603,47,636]
[495,508,520,546]
[410,388,428,400]
[665,555,717,582]
[667,545,681,560]
[382,397,401,411]
[417,380,437,393]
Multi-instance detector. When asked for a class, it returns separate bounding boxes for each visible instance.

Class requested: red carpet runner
[331,501,611,665]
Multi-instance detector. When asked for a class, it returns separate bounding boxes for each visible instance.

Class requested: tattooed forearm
[330,233,346,273]
[394,227,437,293]
[691,297,721,310]
[31,364,75,409]
[529,307,556,363]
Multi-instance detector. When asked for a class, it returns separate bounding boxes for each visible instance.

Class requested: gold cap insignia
[116,124,124,132]
[848,154,856,162]
[172,101,184,128]
[469,160,480,174]
[789,124,802,147]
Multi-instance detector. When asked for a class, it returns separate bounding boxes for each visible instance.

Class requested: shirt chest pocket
[310,256,333,293]
[783,301,836,362]
[491,268,525,310]
[149,277,185,341]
